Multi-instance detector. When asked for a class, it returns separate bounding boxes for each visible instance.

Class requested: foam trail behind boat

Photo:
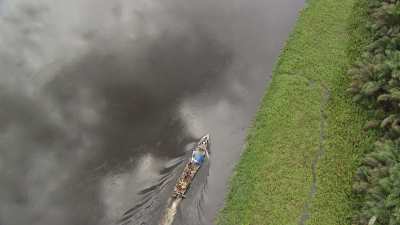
[159,197,182,225]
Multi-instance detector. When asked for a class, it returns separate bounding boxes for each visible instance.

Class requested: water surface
[0,0,304,224]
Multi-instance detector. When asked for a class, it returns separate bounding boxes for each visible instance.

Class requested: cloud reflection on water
[0,0,303,224]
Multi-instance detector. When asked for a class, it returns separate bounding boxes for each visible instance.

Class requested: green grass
[217,0,375,224]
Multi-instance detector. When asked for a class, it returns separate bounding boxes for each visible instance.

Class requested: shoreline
[216,0,374,224]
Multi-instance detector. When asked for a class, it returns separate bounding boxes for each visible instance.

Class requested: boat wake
[115,137,210,225]
[159,197,182,225]
[115,156,185,225]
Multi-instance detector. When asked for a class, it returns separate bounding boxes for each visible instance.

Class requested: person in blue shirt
[191,138,210,166]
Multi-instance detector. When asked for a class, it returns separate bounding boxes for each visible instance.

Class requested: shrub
[353,140,400,225]
[349,0,400,224]
[349,0,400,138]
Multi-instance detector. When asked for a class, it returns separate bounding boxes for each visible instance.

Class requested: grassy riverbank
[217,0,374,224]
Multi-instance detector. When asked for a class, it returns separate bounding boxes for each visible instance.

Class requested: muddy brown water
[0,0,304,224]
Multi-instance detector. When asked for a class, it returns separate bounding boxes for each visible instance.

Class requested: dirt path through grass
[217,0,374,224]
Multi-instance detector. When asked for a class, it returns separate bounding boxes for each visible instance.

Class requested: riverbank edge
[216,0,374,224]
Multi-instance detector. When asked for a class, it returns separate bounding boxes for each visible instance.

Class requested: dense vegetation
[353,139,400,224]
[348,0,400,224]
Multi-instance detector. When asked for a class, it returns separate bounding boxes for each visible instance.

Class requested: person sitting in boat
[191,139,210,166]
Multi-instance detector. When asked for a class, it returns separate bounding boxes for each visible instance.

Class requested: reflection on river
[0,0,303,224]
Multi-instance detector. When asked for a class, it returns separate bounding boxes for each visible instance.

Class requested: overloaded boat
[172,134,210,199]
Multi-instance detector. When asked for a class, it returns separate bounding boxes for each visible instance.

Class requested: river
[0,0,304,224]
